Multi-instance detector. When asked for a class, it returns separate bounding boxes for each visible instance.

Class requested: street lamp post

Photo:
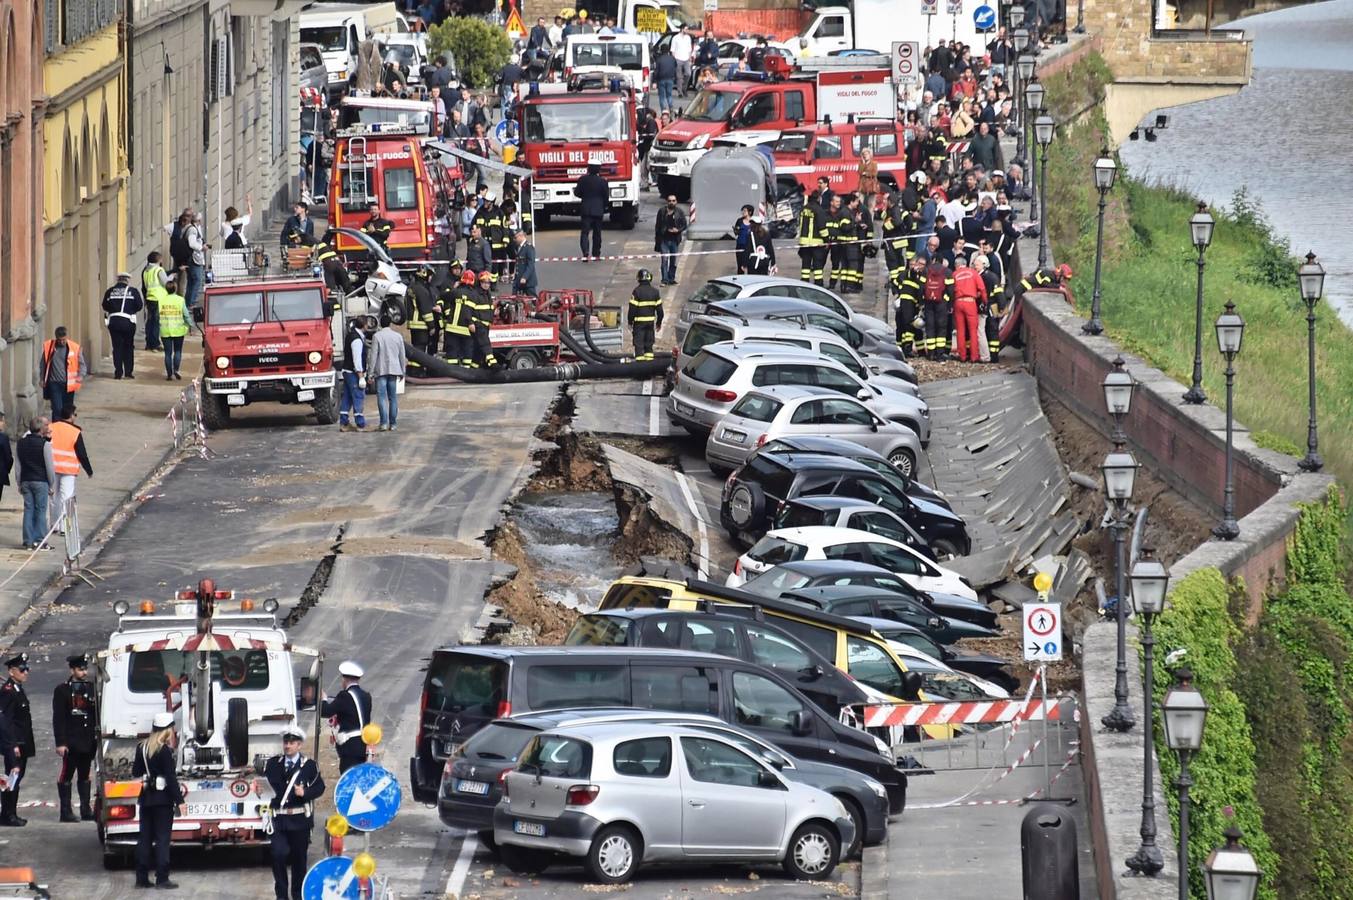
[1034,114,1055,270]
[1083,148,1118,335]
[1204,825,1263,900]
[1015,55,1035,162]
[1183,202,1214,405]
[1124,548,1169,877]
[1298,251,1327,472]
[1024,76,1043,221]
[1162,668,1209,900]
[1213,301,1245,541]
[1100,356,1138,733]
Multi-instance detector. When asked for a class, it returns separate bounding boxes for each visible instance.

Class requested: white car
[726,525,977,602]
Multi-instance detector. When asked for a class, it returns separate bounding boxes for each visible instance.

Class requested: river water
[1118,0,1353,325]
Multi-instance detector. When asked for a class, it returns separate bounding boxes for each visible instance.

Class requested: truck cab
[300,2,410,100]
[95,581,322,866]
[563,33,651,101]
[772,118,910,195]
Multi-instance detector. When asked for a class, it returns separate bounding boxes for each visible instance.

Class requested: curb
[860,827,890,900]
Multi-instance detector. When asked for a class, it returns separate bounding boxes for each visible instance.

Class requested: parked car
[438,708,889,857]
[697,295,903,360]
[739,558,996,629]
[852,615,1017,690]
[781,584,997,642]
[772,496,927,549]
[676,274,890,345]
[494,722,855,883]
[759,434,949,510]
[299,43,329,96]
[706,385,922,478]
[884,641,1010,700]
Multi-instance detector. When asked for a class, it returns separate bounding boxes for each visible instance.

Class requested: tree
[428,17,512,90]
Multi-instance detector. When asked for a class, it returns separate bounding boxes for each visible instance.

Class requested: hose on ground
[404,344,669,382]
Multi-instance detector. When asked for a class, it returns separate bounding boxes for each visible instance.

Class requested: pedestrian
[574,163,608,260]
[218,196,253,244]
[627,269,663,361]
[465,223,493,274]
[39,327,86,421]
[132,712,184,889]
[0,652,34,827]
[528,16,550,50]
[921,256,955,359]
[167,208,194,285]
[52,653,96,823]
[184,212,209,312]
[733,204,754,274]
[49,406,92,533]
[141,251,168,351]
[653,45,677,113]
[264,725,325,900]
[857,147,880,219]
[654,194,687,285]
[15,417,53,551]
[366,315,407,432]
[747,214,776,275]
[280,202,316,250]
[671,24,693,96]
[339,319,368,432]
[102,271,144,380]
[320,661,372,773]
[512,230,537,295]
[158,275,189,380]
[696,32,719,71]
[468,270,499,368]
[0,413,10,507]
[637,108,658,190]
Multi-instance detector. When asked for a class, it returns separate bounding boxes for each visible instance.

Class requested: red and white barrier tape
[907,741,1082,810]
[863,691,1073,728]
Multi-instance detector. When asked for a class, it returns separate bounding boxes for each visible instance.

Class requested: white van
[300,1,409,97]
[564,33,650,100]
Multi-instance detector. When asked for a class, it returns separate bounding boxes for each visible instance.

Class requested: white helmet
[152,712,175,730]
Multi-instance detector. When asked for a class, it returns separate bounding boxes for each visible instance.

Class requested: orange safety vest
[42,339,83,392]
[50,421,82,476]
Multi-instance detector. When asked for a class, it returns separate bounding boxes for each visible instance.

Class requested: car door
[847,510,924,548]
[612,735,683,854]
[793,284,852,321]
[679,735,788,856]
[863,541,955,596]
[834,594,940,635]
[844,635,911,699]
[807,397,887,451]
[740,621,845,713]
[725,668,826,765]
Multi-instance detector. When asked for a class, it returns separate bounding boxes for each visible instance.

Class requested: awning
[426,141,536,178]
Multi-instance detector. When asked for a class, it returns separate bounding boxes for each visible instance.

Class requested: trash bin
[1021,804,1079,900]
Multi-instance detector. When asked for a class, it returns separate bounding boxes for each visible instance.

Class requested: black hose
[580,305,629,361]
[405,344,669,382]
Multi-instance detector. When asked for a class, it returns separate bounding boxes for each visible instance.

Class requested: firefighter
[975,254,1005,362]
[0,652,33,827]
[263,725,325,900]
[921,257,955,359]
[797,189,830,286]
[407,265,438,373]
[881,192,914,294]
[320,661,372,774]
[839,194,870,294]
[1013,262,1074,299]
[478,190,511,285]
[628,269,663,362]
[824,194,848,290]
[469,270,500,368]
[924,128,950,173]
[52,653,96,823]
[893,255,927,358]
[361,201,394,250]
[441,271,477,366]
[315,231,352,299]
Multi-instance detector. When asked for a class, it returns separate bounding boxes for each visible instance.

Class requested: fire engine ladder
[343,136,375,207]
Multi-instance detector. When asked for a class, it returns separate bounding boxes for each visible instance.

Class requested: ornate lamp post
[1124,548,1169,877]
[1015,55,1036,164]
[1204,826,1263,900]
[1083,148,1118,335]
[1182,202,1214,405]
[1298,251,1326,472]
[1100,356,1138,733]
[1034,114,1055,270]
[1212,301,1245,540]
[1023,76,1043,221]
[1162,668,1209,900]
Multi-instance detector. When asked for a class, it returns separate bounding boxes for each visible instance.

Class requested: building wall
[1081,0,1252,81]
[0,0,46,422]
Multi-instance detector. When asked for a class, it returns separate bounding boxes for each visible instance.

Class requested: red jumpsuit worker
[951,263,989,362]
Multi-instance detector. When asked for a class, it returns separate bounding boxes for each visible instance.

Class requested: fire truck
[94,580,323,867]
[329,92,465,262]
[772,117,911,196]
[516,78,640,229]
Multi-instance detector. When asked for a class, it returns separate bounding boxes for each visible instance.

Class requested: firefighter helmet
[1056,263,1074,280]
[637,269,653,283]
[414,265,433,280]
[459,270,477,285]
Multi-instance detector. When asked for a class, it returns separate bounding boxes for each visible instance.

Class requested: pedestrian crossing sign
[505,5,525,35]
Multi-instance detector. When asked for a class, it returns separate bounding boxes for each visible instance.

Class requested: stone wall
[1082,0,1251,82]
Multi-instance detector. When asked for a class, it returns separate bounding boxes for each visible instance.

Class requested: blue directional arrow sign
[334,762,402,832]
[302,856,359,900]
[973,4,996,29]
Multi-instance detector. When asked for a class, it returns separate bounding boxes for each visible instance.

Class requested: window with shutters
[209,33,233,102]
[44,0,60,50]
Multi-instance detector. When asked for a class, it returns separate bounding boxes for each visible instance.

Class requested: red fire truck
[515,78,640,229]
[772,117,911,196]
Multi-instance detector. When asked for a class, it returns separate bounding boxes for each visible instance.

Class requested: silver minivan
[494,721,855,884]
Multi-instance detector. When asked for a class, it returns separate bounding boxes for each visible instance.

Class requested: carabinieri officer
[264,724,325,900]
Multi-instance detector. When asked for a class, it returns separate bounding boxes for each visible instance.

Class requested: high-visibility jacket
[361,215,394,246]
[443,287,474,336]
[158,292,190,338]
[315,241,340,263]
[797,202,827,247]
[627,284,664,325]
[467,287,495,326]
[409,280,436,332]
[41,339,83,393]
[143,265,169,304]
[50,421,82,476]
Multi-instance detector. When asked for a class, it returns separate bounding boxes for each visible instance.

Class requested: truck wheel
[312,387,339,425]
[225,697,250,769]
[657,175,689,202]
[612,204,637,230]
[200,393,230,431]
[507,350,540,370]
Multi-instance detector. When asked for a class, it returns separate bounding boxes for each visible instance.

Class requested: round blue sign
[494,119,520,147]
[333,763,403,832]
[974,4,996,29]
[302,856,359,900]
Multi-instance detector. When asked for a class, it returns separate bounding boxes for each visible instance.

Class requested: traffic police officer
[0,652,33,827]
[361,202,394,250]
[408,265,438,372]
[102,272,145,379]
[442,271,477,367]
[892,255,927,358]
[627,269,663,362]
[797,189,829,286]
[53,653,97,822]
[320,661,372,773]
[264,724,325,900]
[469,271,499,368]
[133,712,184,889]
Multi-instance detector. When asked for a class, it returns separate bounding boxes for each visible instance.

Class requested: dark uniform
[0,654,34,827]
[102,280,145,378]
[264,748,325,900]
[924,131,950,173]
[361,211,395,249]
[474,201,510,283]
[881,198,915,293]
[981,267,1006,361]
[892,261,927,357]
[839,203,870,293]
[316,235,352,299]
[797,195,829,286]
[1013,266,1059,299]
[627,273,663,362]
[408,267,437,373]
[320,685,373,773]
[466,280,499,368]
[442,278,477,366]
[132,732,184,887]
[52,654,97,822]
[826,205,853,291]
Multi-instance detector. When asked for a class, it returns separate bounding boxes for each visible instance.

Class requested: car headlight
[215,356,229,370]
[307,351,323,365]
[609,186,626,198]
[864,777,888,800]
[873,734,892,758]
[533,189,547,202]
[690,133,710,150]
[337,69,348,80]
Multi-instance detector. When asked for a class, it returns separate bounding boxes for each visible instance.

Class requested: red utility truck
[772,118,911,195]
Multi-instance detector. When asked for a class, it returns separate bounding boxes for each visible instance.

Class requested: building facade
[0,0,46,421]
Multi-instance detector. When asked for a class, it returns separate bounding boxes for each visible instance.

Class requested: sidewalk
[0,341,203,637]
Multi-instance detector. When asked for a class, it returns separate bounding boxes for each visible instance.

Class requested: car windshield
[523,100,628,142]
[564,615,631,646]
[773,132,812,153]
[128,650,270,693]
[572,41,644,69]
[269,288,326,321]
[301,26,346,52]
[520,734,593,779]
[741,567,812,595]
[682,321,733,357]
[775,504,830,530]
[384,45,418,67]
[681,350,737,386]
[683,88,738,122]
[339,105,433,135]
[207,292,263,325]
[746,536,808,566]
[425,655,506,715]
[300,46,323,69]
[689,280,741,306]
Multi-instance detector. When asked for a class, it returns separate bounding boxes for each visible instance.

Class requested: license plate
[455,779,490,795]
[674,401,694,416]
[185,802,239,817]
[722,429,746,444]
[650,154,674,164]
[296,389,316,402]
[650,165,668,173]
[514,820,546,836]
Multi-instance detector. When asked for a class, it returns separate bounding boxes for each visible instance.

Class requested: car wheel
[726,482,764,531]
[783,821,839,880]
[500,843,550,874]
[887,447,917,478]
[930,538,961,561]
[836,796,865,859]
[586,824,641,884]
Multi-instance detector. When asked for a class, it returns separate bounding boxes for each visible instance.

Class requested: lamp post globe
[1009,2,1026,28]
[1204,826,1262,900]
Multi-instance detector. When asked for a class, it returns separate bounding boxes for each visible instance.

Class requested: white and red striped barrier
[862,693,1073,729]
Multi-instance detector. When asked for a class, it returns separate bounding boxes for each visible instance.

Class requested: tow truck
[94,580,323,867]
[516,77,640,229]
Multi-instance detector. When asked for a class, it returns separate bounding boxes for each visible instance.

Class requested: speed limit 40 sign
[891,41,921,86]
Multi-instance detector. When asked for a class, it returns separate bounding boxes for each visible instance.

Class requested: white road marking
[674,471,711,579]
[445,832,480,898]
[642,379,660,436]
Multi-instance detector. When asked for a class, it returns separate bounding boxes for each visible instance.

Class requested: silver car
[493,721,855,884]
[676,274,891,344]
[706,385,922,477]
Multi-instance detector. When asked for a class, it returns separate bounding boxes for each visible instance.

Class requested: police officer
[627,269,663,362]
[0,652,34,827]
[320,661,372,773]
[892,255,927,358]
[53,653,97,822]
[468,271,499,369]
[442,271,477,366]
[133,712,184,888]
[264,725,325,900]
[797,188,829,286]
[102,272,145,379]
[361,202,394,250]
[408,265,438,372]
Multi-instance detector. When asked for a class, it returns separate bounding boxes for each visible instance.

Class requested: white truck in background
[300,1,410,98]
[798,0,1000,57]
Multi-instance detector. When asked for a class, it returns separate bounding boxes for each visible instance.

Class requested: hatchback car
[782,585,997,643]
[852,615,1017,690]
[698,295,903,360]
[759,434,949,510]
[494,722,854,883]
[677,274,890,344]
[706,386,922,477]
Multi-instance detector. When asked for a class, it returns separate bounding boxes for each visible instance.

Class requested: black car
[852,616,1018,691]
[438,709,891,857]
[759,435,950,510]
[782,585,998,644]
[564,608,870,717]
[720,451,971,558]
[739,558,999,630]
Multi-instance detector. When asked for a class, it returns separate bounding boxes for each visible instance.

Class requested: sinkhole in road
[512,490,622,613]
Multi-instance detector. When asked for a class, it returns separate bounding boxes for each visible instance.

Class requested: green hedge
[428,17,511,90]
